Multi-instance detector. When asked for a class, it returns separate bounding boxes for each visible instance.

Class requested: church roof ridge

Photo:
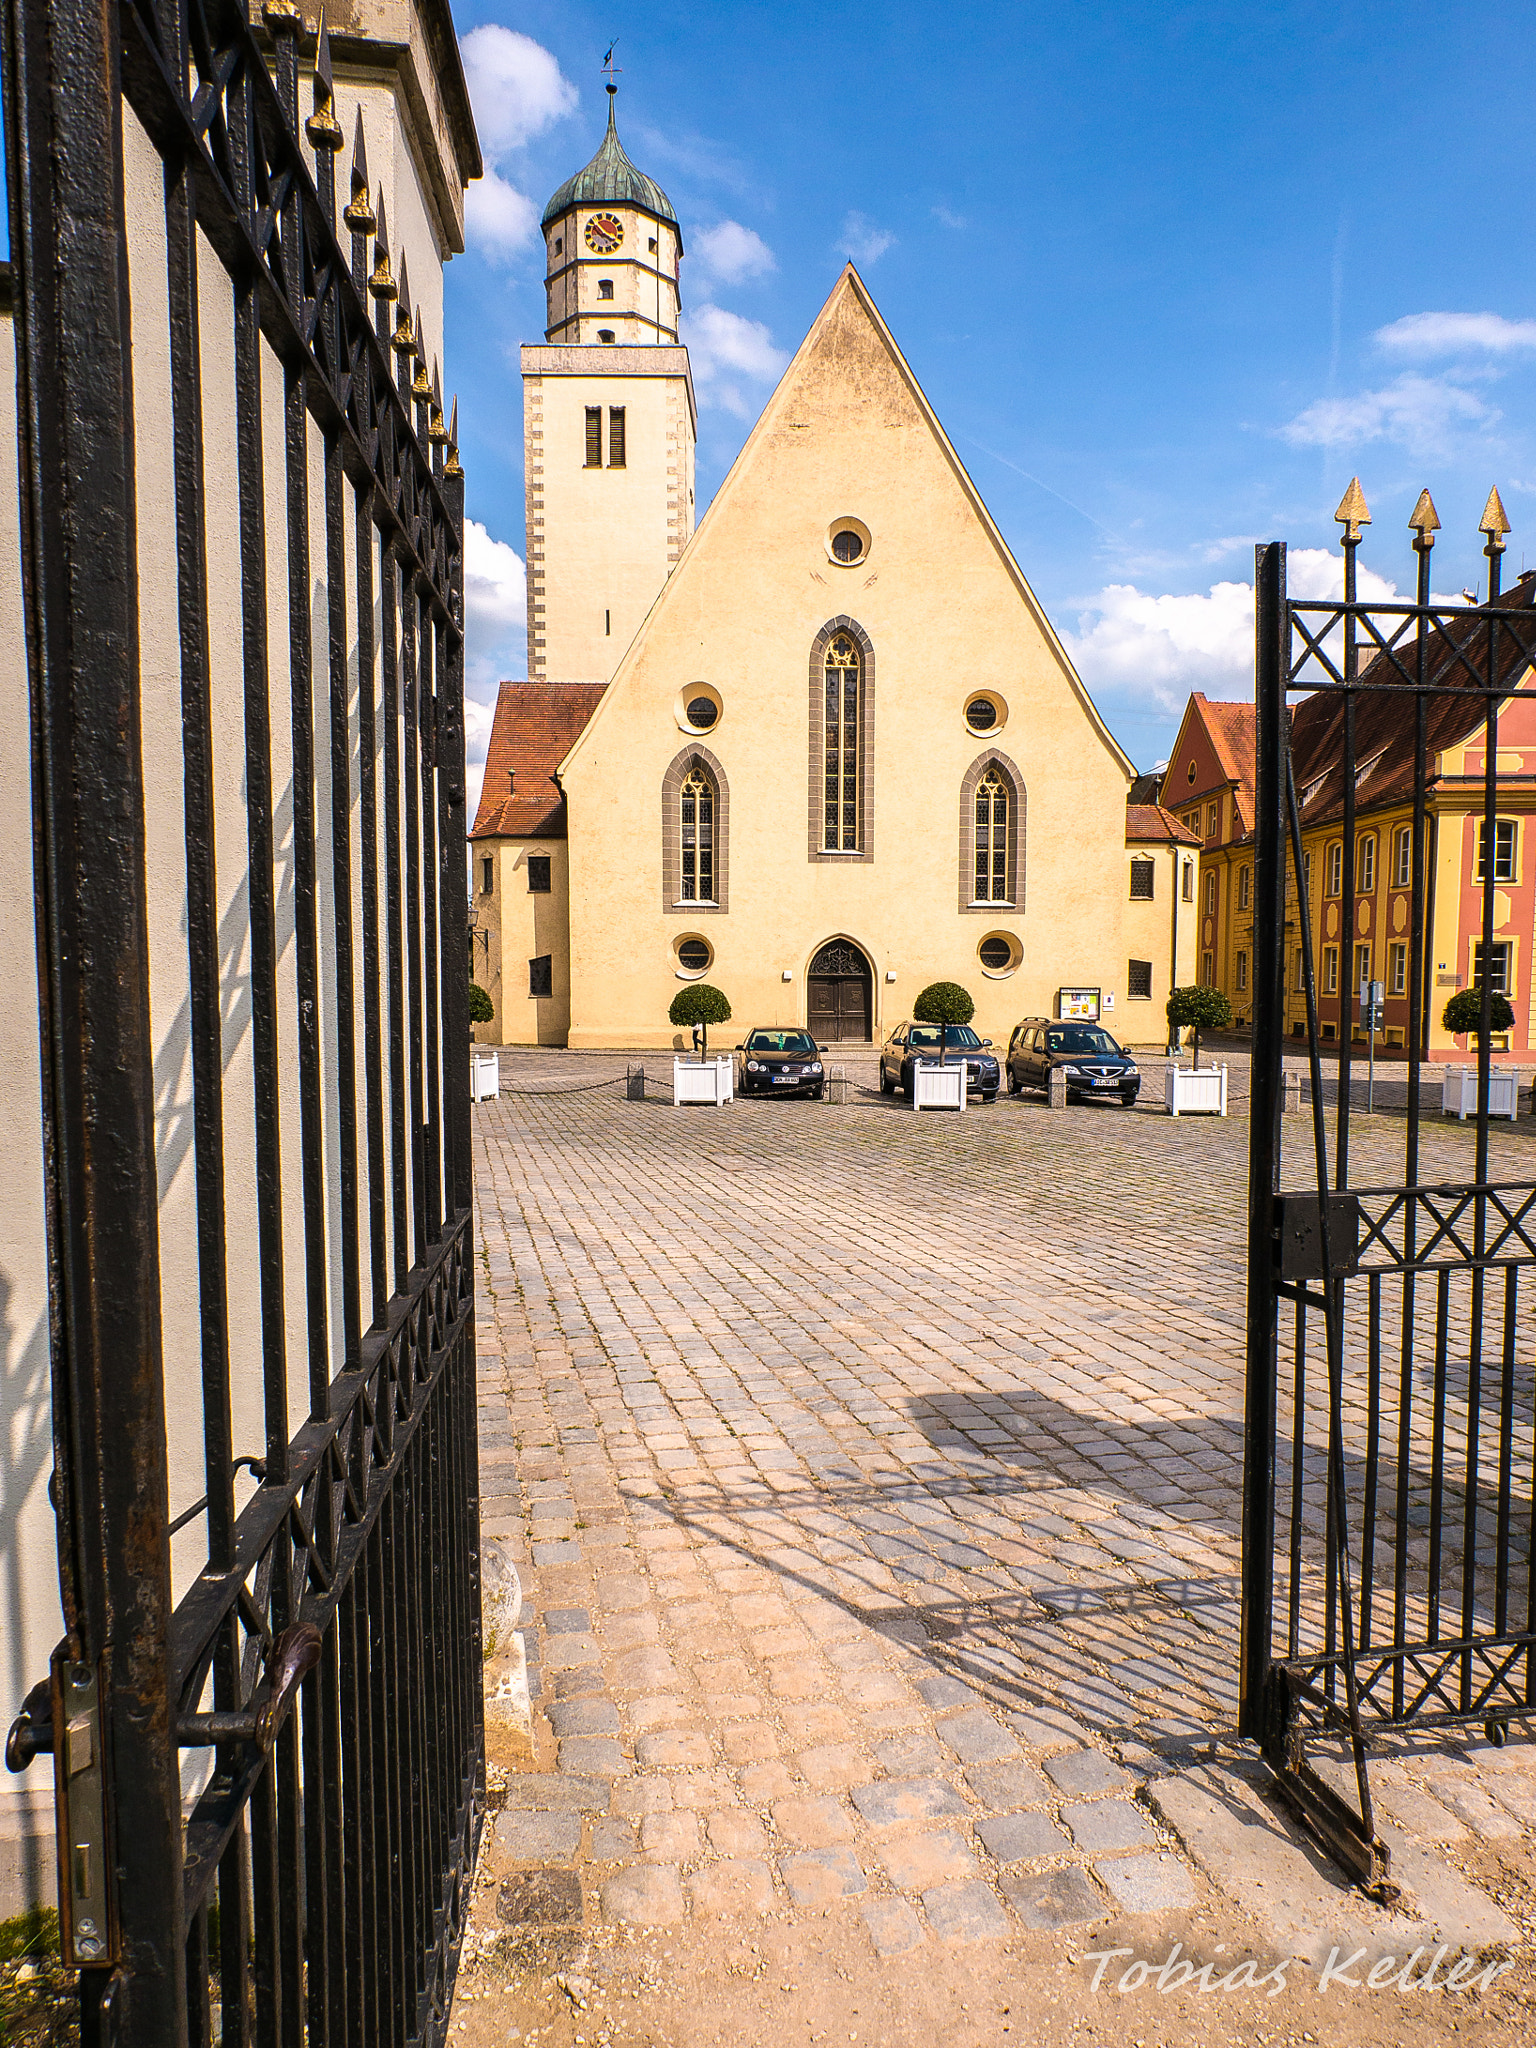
[541,90,680,243]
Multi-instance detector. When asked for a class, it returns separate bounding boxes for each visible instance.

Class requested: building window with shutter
[1129,859,1154,900]
[584,407,602,466]
[527,855,551,893]
[1128,959,1152,999]
[608,407,626,467]
[529,955,553,998]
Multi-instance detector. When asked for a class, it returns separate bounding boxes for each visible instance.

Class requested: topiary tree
[1166,984,1232,1069]
[1443,985,1516,1042]
[912,980,975,1063]
[468,981,494,1025]
[669,982,732,1055]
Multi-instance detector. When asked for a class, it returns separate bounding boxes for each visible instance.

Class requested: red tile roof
[1126,803,1202,846]
[470,681,606,840]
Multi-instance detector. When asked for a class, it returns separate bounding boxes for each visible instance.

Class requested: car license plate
[1094,1076,1118,1088]
[773,1074,796,1083]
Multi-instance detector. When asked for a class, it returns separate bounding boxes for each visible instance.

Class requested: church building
[471,92,1193,1049]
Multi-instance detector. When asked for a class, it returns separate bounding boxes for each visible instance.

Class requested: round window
[979,936,1013,971]
[677,939,711,973]
[966,699,998,733]
[831,530,863,564]
[686,696,718,730]
[825,517,871,567]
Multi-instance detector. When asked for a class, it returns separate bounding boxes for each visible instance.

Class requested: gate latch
[1276,1191,1360,1281]
[55,1654,115,1967]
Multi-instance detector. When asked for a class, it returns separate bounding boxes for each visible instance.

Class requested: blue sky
[450,0,1536,790]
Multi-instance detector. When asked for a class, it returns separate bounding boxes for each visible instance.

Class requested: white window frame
[1476,818,1518,885]
[1388,941,1407,996]
[1357,834,1376,895]
[1393,825,1412,889]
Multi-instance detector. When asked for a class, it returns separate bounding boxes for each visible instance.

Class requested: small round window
[686,695,718,730]
[980,937,1012,970]
[677,938,711,974]
[675,684,723,733]
[825,517,871,567]
[831,530,863,564]
[966,699,998,733]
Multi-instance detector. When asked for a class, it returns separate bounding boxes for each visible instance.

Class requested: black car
[879,1022,1000,1102]
[736,1028,829,1098]
[1006,1017,1140,1106]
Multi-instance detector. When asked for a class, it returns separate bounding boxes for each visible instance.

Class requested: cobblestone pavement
[453,1060,1536,2047]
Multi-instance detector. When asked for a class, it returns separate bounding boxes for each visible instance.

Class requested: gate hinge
[1275,1191,1360,1280]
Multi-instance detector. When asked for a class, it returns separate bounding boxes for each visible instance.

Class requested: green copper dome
[541,92,681,247]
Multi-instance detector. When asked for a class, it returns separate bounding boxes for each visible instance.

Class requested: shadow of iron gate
[1243,501,1536,1891]
[1,2,481,2042]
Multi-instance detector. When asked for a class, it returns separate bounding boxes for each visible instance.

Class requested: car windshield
[746,1031,816,1054]
[1045,1026,1121,1055]
[909,1025,982,1048]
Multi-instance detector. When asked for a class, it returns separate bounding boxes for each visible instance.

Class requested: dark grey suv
[879,1022,1000,1102]
[1006,1018,1140,1106]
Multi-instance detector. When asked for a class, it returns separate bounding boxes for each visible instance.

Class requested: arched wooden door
[807,940,874,1042]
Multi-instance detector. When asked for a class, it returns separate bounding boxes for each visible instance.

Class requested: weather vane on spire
[602,39,621,95]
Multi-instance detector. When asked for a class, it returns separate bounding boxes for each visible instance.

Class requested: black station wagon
[879,1022,1000,1102]
[736,1029,828,1099]
[1007,1018,1141,1106]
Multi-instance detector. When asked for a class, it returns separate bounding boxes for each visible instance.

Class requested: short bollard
[1047,1068,1067,1109]
[626,1064,646,1101]
[1282,1071,1301,1115]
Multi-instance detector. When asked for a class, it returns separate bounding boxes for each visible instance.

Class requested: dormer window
[598,278,614,299]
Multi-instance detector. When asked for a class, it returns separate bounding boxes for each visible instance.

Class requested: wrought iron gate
[1243,498,1536,1886]
[2,0,481,2040]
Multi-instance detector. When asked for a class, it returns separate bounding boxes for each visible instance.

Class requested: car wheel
[1121,1091,1138,1108]
[811,1085,825,1100]
[981,1091,997,1104]
[880,1069,895,1095]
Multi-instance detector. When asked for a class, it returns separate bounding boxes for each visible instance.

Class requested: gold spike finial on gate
[1335,476,1372,541]
[1408,489,1440,546]
[412,315,432,398]
[392,258,416,353]
[263,0,304,34]
[369,193,397,301]
[428,362,448,442]
[306,10,344,149]
[344,110,375,234]
[445,398,462,478]
[1480,486,1512,542]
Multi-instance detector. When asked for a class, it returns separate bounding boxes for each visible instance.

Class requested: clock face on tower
[585,212,624,253]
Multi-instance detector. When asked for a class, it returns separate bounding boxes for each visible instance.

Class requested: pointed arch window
[823,634,862,851]
[680,765,715,902]
[974,770,1009,902]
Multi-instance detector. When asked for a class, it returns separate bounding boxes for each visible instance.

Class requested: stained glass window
[823,636,861,851]
[974,769,1009,902]
[680,766,715,902]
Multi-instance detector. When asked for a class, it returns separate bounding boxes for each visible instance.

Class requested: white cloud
[1375,311,1536,359]
[1280,373,1497,453]
[1063,549,1410,716]
[463,518,526,702]
[458,28,576,263]
[839,211,896,266]
[681,303,788,417]
[464,169,539,261]
[931,205,967,231]
[692,220,776,284]
[460,26,578,159]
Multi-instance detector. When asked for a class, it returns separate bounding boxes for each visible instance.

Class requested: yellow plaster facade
[551,269,1157,1050]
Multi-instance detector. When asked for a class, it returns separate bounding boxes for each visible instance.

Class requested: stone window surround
[958,748,1025,913]
[662,742,729,914]
[807,616,875,864]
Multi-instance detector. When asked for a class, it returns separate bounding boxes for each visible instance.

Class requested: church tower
[523,87,696,682]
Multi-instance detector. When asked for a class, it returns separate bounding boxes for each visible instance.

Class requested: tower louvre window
[529,955,553,998]
[584,408,602,466]
[822,635,862,851]
[608,407,626,468]
[598,278,614,298]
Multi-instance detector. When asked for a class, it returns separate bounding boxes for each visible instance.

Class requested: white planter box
[1165,1062,1227,1117]
[673,1055,734,1106]
[913,1060,966,1111]
[1444,1065,1519,1121]
[470,1049,499,1103]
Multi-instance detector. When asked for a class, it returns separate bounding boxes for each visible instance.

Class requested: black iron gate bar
[2,0,479,2040]
[1243,505,1536,1888]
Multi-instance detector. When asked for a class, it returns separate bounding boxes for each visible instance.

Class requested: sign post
[1360,979,1384,1111]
